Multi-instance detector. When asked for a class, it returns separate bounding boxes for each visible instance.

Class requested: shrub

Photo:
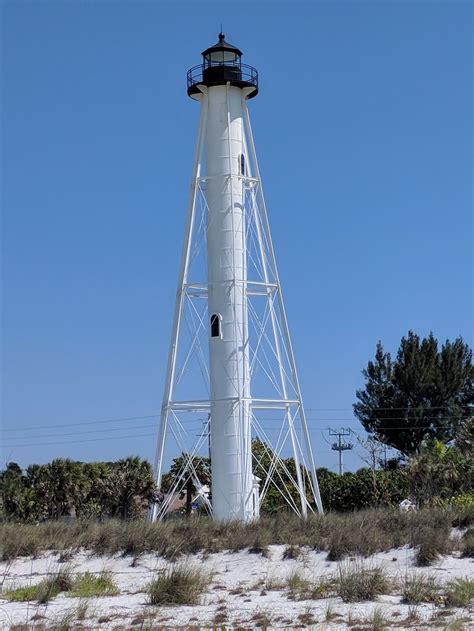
[147,564,210,605]
[319,468,409,513]
[452,493,474,509]
[334,562,391,602]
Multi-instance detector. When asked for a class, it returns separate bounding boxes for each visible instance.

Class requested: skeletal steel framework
[151,83,323,521]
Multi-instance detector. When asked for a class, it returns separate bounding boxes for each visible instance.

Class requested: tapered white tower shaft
[206,84,252,520]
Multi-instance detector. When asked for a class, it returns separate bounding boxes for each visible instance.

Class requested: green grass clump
[401,573,441,604]
[3,584,39,602]
[334,562,391,602]
[4,569,73,604]
[68,571,119,598]
[444,578,474,607]
[147,564,210,605]
[286,571,330,600]
[286,571,311,600]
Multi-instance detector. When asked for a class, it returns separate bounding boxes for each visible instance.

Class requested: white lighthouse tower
[152,34,323,521]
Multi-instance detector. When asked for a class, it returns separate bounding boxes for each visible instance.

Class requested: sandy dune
[1,545,473,629]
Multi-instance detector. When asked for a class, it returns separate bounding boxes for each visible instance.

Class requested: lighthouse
[152,34,323,521]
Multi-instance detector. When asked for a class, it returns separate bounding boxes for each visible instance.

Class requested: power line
[1,425,457,449]
[1,433,158,448]
[3,412,464,433]
[1,432,339,454]
[2,414,159,432]
[2,422,461,444]
[2,424,159,441]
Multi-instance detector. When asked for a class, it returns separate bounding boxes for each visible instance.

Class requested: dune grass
[68,571,119,598]
[412,524,451,566]
[444,578,474,608]
[3,584,39,602]
[147,564,211,605]
[3,569,118,604]
[4,568,73,603]
[333,561,391,602]
[401,572,442,604]
[0,506,472,563]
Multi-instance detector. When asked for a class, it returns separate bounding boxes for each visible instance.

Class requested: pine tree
[353,331,473,455]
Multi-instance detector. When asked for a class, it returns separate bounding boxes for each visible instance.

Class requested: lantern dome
[187,32,258,100]
[202,32,243,62]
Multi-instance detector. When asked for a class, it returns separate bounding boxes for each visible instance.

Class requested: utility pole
[329,428,353,475]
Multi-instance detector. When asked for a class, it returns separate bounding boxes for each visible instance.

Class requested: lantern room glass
[205,50,239,64]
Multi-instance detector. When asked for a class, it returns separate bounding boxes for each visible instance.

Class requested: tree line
[0,457,157,522]
[1,431,472,522]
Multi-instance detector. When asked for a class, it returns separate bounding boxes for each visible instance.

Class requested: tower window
[210,313,221,338]
[239,154,246,176]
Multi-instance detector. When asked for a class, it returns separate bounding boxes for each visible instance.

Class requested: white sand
[0,545,472,629]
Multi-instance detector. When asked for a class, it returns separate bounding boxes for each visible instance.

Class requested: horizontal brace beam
[197,175,259,184]
[166,401,211,411]
[251,405,299,410]
[249,399,300,409]
[166,398,300,412]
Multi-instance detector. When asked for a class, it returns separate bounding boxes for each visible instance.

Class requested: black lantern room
[187,33,258,99]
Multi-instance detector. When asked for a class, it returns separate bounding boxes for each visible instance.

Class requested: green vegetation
[354,331,473,455]
[401,573,441,604]
[461,528,474,558]
[334,562,391,602]
[3,570,118,604]
[161,454,211,517]
[444,578,474,608]
[414,525,451,566]
[0,331,471,525]
[282,544,303,560]
[359,607,388,631]
[68,571,119,598]
[286,571,330,600]
[1,333,472,521]
[147,564,210,605]
[0,456,156,523]
[286,571,311,599]
[1,505,472,562]
[4,569,73,603]
[3,584,39,602]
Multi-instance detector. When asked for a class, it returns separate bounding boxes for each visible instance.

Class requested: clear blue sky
[2,1,472,473]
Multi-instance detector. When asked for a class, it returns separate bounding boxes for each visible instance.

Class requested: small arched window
[239,154,246,176]
[210,313,221,338]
